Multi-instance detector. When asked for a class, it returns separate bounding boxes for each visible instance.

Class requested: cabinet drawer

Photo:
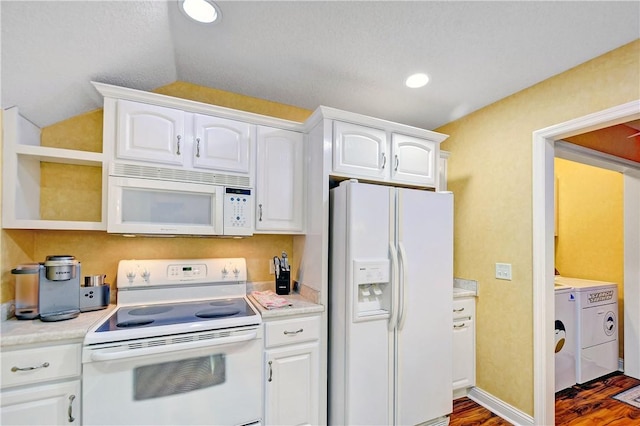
[1,344,81,389]
[453,297,475,320]
[265,316,320,348]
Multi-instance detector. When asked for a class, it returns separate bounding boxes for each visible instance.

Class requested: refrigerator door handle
[397,242,409,330]
[389,242,400,331]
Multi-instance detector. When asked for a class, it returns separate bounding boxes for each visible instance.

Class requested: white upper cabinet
[333,121,387,180]
[255,126,305,233]
[319,108,447,188]
[391,133,437,186]
[193,114,252,173]
[117,100,185,166]
[116,101,252,176]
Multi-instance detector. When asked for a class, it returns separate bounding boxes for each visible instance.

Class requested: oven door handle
[90,329,258,362]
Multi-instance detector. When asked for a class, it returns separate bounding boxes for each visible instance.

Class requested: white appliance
[554,282,576,392]
[108,165,253,236]
[82,258,262,425]
[330,180,453,426]
[555,276,619,384]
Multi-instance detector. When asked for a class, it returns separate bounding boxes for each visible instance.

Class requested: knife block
[275,270,290,295]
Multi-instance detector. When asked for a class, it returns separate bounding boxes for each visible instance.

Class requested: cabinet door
[391,133,437,186]
[333,121,388,180]
[265,342,319,426]
[453,318,475,390]
[117,100,185,165]
[1,380,80,425]
[193,114,252,173]
[255,126,304,233]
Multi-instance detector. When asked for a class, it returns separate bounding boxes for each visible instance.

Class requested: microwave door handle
[90,329,258,362]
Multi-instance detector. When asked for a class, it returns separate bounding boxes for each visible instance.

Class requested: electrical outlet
[496,263,512,280]
[269,260,275,275]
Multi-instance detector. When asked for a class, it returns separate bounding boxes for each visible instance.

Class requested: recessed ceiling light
[405,73,430,88]
[180,0,221,24]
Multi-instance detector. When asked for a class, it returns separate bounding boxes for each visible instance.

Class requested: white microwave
[107,176,254,236]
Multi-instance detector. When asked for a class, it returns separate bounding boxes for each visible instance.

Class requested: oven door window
[134,354,225,400]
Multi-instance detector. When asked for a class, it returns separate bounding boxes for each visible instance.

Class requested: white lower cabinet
[1,343,81,425]
[263,315,320,426]
[1,380,80,425]
[453,297,476,392]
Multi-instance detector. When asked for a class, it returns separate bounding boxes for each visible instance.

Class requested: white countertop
[249,293,324,319]
[1,291,324,347]
[1,305,116,348]
[453,287,477,298]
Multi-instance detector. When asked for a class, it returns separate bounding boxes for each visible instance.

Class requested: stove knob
[141,268,151,282]
[126,270,136,283]
[233,267,240,277]
[221,267,228,278]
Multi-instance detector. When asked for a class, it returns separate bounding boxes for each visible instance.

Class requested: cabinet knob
[258,204,263,221]
[283,328,304,335]
[268,360,273,382]
[394,154,399,171]
[381,153,387,170]
[176,135,181,155]
[196,138,201,158]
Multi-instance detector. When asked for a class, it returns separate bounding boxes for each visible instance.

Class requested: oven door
[107,176,224,235]
[82,327,262,425]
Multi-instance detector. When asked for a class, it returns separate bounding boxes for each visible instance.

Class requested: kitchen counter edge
[249,293,324,319]
[1,305,117,348]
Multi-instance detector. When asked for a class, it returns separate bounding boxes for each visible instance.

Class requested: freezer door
[330,181,393,426]
[394,188,453,425]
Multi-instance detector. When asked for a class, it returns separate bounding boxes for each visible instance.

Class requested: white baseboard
[467,387,534,426]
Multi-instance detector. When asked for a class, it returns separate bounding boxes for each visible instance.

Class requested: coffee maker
[38,255,81,322]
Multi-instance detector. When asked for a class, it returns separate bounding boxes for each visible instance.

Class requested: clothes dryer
[555,276,618,384]
[554,282,576,392]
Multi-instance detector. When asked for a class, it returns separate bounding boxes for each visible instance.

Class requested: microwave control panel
[223,188,254,236]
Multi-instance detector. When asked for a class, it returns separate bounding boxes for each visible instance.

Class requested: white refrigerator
[330,180,453,426]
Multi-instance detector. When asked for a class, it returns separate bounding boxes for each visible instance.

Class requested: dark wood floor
[450,372,640,426]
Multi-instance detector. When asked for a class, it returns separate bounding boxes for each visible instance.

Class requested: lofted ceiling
[1,1,639,139]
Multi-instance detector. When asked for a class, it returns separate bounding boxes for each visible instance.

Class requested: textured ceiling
[1,1,639,132]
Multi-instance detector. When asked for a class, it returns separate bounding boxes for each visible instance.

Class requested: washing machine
[555,276,619,384]
[554,282,576,392]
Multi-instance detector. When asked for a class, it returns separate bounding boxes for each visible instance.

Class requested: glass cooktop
[96,297,257,333]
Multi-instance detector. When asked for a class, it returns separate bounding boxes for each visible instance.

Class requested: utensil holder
[275,270,290,295]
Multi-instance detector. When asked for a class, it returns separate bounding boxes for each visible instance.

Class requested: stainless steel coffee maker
[38,255,81,322]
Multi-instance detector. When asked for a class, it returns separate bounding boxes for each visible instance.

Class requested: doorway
[532,100,640,425]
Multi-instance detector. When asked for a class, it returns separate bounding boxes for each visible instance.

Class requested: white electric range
[82,258,263,426]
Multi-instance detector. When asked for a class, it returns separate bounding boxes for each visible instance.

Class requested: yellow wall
[1,83,312,304]
[436,39,639,415]
[554,158,624,356]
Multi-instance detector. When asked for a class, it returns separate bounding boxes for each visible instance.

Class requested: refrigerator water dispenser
[353,260,390,320]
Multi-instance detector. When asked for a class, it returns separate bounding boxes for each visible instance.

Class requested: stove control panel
[117,258,247,289]
[168,264,207,280]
